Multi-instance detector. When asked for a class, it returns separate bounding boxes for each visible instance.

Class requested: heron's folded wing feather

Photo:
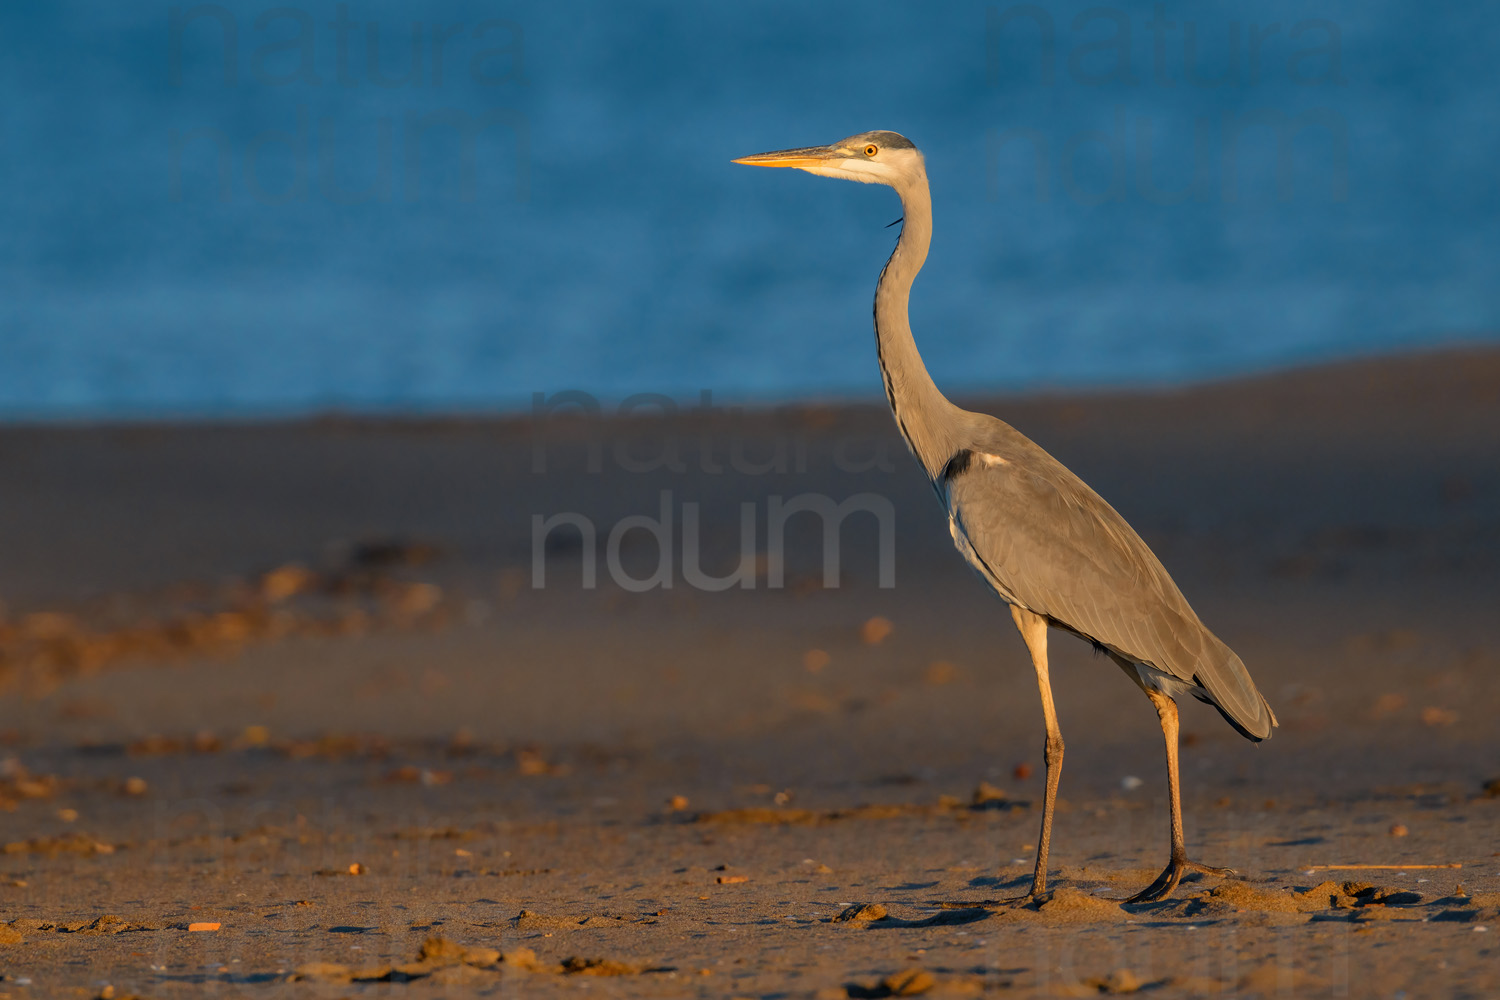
[946,456,1272,739]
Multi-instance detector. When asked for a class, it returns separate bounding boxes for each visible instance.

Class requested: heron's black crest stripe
[942,449,973,481]
[863,130,917,150]
[885,217,903,229]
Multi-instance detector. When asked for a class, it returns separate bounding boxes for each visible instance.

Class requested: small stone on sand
[832,903,887,922]
[860,616,894,645]
[1421,706,1458,726]
[971,781,1007,807]
[561,956,639,976]
[260,564,315,602]
[923,661,956,684]
[1087,968,1144,994]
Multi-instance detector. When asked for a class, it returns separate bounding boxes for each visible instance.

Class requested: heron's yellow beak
[732,145,842,170]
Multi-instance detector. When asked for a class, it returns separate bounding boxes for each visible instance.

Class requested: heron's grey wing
[944,448,1274,741]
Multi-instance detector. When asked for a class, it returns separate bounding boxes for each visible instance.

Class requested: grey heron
[735,131,1276,904]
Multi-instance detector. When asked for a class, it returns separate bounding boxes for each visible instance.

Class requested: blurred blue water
[1,0,1497,419]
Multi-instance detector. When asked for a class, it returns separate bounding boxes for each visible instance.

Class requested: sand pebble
[1088,968,1144,994]
[832,903,888,922]
[971,781,1008,808]
[516,749,564,776]
[1120,776,1143,791]
[188,922,220,932]
[389,581,443,617]
[860,616,894,645]
[923,661,956,685]
[1421,706,1458,726]
[561,956,641,976]
[260,564,316,603]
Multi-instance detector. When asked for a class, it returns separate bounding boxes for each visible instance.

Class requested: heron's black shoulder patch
[942,449,973,481]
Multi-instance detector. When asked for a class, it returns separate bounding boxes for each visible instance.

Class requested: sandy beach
[1,346,1498,998]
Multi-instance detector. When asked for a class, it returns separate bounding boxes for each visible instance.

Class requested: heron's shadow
[865,907,995,929]
[967,874,1031,890]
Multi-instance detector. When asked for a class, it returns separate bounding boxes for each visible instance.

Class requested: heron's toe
[1124,869,1181,904]
[1125,858,1234,903]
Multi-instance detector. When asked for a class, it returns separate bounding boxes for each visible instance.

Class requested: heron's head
[733,130,924,191]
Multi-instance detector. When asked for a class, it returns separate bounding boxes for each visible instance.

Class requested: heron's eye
[864,144,879,157]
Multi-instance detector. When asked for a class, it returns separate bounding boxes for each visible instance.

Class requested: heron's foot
[995,882,1052,909]
[1125,858,1235,904]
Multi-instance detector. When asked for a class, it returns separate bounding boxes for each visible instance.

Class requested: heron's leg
[1155,690,1187,859]
[1011,606,1062,900]
[1125,687,1235,904]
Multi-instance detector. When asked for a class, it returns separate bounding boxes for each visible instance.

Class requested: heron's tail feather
[1190,633,1275,742]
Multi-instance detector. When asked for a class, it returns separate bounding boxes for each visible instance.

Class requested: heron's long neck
[875,175,960,479]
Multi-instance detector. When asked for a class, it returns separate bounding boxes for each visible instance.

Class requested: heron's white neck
[875,172,961,479]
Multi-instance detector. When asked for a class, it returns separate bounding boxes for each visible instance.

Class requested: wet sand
[1,347,1499,997]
